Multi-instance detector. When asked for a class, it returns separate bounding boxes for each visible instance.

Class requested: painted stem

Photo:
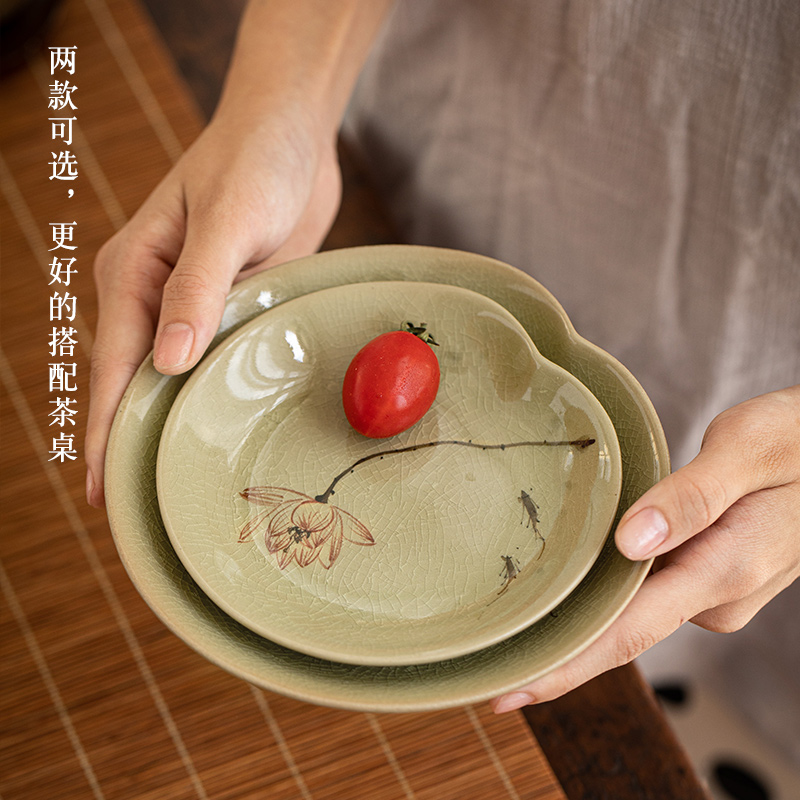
[314,436,595,503]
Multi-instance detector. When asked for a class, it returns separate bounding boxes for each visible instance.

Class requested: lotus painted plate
[156,282,622,665]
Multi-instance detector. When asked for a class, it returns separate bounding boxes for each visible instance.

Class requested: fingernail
[155,323,194,370]
[617,507,669,559]
[493,692,535,714]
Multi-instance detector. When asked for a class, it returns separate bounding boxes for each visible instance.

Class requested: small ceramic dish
[156,281,622,665]
[106,245,669,712]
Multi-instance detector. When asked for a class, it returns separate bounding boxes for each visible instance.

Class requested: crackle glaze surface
[106,245,669,712]
[156,282,622,665]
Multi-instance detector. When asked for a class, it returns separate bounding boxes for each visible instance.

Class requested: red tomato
[342,331,440,438]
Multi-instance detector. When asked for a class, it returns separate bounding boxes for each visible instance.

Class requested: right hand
[86,113,342,507]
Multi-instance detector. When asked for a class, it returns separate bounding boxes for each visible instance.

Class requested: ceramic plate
[106,245,669,712]
[156,282,622,665]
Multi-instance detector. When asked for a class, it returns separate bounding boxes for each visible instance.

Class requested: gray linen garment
[343,0,800,766]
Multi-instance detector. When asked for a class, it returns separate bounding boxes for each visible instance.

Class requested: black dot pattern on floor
[653,681,690,707]
[712,760,772,800]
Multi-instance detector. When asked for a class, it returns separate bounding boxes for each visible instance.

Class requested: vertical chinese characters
[47,46,79,463]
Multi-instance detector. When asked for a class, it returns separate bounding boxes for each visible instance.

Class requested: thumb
[615,414,773,561]
[152,217,249,375]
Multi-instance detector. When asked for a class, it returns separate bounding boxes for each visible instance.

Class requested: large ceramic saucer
[106,245,669,712]
[156,281,622,665]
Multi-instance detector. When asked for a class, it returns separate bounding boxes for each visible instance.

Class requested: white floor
[637,610,800,800]
[650,676,800,799]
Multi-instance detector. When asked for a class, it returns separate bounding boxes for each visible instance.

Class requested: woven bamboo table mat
[0,1,567,797]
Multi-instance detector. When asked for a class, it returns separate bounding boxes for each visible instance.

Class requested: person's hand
[491,385,800,713]
[85,116,341,507]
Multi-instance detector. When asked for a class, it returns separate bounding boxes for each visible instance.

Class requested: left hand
[491,385,800,713]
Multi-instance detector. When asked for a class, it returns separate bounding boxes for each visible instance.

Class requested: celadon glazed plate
[156,282,622,665]
[106,244,669,712]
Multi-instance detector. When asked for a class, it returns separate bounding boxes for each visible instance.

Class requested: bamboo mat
[0,1,567,798]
